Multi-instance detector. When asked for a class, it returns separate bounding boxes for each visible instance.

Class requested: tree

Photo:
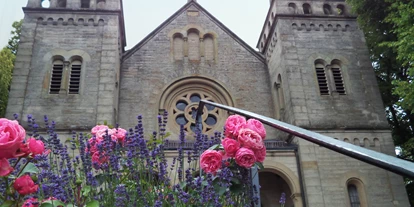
[7,20,23,55]
[0,48,15,117]
[346,0,414,204]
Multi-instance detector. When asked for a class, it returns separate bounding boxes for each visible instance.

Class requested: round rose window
[159,77,234,135]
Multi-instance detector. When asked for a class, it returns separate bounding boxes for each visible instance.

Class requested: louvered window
[50,61,64,94]
[331,65,346,95]
[69,61,82,94]
[315,64,329,95]
[81,0,90,8]
[348,184,361,207]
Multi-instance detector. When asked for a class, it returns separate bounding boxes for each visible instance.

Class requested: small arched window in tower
[315,61,329,95]
[204,34,214,61]
[323,4,332,15]
[188,29,200,61]
[303,3,311,14]
[337,4,346,15]
[69,60,82,94]
[41,0,50,8]
[81,0,90,8]
[97,0,106,9]
[57,0,66,8]
[50,60,64,94]
[331,62,346,95]
[288,3,297,14]
[348,184,360,207]
[173,33,184,60]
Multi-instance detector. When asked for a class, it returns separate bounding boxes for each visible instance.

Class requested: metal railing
[195,100,414,179]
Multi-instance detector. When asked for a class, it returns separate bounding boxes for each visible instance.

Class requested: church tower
[259,0,409,206]
[6,0,125,129]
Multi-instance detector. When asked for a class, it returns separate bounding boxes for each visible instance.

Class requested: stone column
[183,37,188,57]
[70,0,81,9]
[199,38,204,57]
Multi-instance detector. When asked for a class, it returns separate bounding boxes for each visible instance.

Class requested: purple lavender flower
[279,192,286,206]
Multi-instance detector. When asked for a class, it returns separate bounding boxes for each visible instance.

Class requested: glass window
[348,184,361,207]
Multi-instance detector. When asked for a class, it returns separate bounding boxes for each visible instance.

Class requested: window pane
[348,184,361,207]
[175,115,187,125]
[190,94,201,103]
[176,101,187,111]
[206,116,217,126]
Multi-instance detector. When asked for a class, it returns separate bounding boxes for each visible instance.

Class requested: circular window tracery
[159,77,234,136]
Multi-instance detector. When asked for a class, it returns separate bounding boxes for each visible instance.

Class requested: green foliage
[7,20,22,56]
[0,47,15,117]
[346,0,414,203]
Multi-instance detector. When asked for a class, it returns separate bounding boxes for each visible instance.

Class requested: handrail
[196,100,414,179]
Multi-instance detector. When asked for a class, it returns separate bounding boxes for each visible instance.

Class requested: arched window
[41,0,50,8]
[97,0,106,9]
[57,0,66,8]
[173,34,184,60]
[81,0,90,8]
[69,60,82,94]
[204,34,214,61]
[346,178,368,207]
[303,3,311,14]
[315,60,329,95]
[331,60,346,95]
[323,4,332,15]
[188,29,200,61]
[337,4,346,15]
[50,60,64,94]
[288,3,297,14]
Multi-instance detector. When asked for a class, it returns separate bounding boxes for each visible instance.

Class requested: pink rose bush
[0,118,26,159]
[13,175,39,195]
[0,158,14,177]
[200,115,267,174]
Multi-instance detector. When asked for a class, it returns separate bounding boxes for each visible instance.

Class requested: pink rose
[245,119,266,139]
[92,152,109,166]
[91,125,109,135]
[238,128,264,150]
[13,175,39,195]
[235,147,256,168]
[88,137,103,154]
[224,115,246,139]
[0,158,14,176]
[0,118,26,159]
[112,128,127,142]
[16,142,31,158]
[254,146,266,163]
[27,138,45,156]
[200,150,223,174]
[222,138,240,157]
[22,198,39,207]
[95,128,117,141]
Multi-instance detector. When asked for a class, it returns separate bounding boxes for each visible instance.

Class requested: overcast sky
[0,0,269,50]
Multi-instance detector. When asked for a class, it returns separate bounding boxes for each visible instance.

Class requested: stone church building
[6,0,410,206]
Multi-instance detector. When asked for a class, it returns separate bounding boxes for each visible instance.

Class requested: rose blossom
[91,125,109,135]
[238,128,264,150]
[235,147,256,168]
[0,158,14,176]
[22,198,39,207]
[222,138,240,157]
[200,150,223,174]
[88,137,103,154]
[13,175,39,195]
[0,118,26,159]
[92,152,109,166]
[224,115,246,139]
[16,142,31,158]
[112,127,127,142]
[245,119,266,139]
[254,146,266,163]
[27,138,45,156]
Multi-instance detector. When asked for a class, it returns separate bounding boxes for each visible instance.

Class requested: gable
[122,1,265,63]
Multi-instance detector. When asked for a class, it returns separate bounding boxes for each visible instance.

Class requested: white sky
[0,0,269,50]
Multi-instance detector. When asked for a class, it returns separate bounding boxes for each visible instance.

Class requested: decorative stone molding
[37,17,105,26]
[292,23,351,32]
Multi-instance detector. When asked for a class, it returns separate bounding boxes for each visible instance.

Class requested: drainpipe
[295,147,307,207]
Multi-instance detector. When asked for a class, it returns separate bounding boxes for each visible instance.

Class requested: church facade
[6,0,410,206]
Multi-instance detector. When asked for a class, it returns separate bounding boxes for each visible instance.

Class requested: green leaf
[0,201,15,207]
[208,144,220,150]
[40,200,66,207]
[82,185,92,196]
[229,183,244,195]
[255,162,264,170]
[231,177,241,185]
[85,200,99,207]
[20,162,39,176]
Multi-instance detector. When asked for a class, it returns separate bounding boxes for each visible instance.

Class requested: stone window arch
[49,58,64,94]
[314,59,329,95]
[187,29,200,61]
[302,3,312,14]
[288,3,297,14]
[330,60,346,95]
[337,4,346,15]
[346,178,368,207]
[203,34,215,61]
[323,4,332,15]
[159,76,234,136]
[173,33,184,60]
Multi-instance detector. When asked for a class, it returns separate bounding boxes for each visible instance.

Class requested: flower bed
[0,113,268,207]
